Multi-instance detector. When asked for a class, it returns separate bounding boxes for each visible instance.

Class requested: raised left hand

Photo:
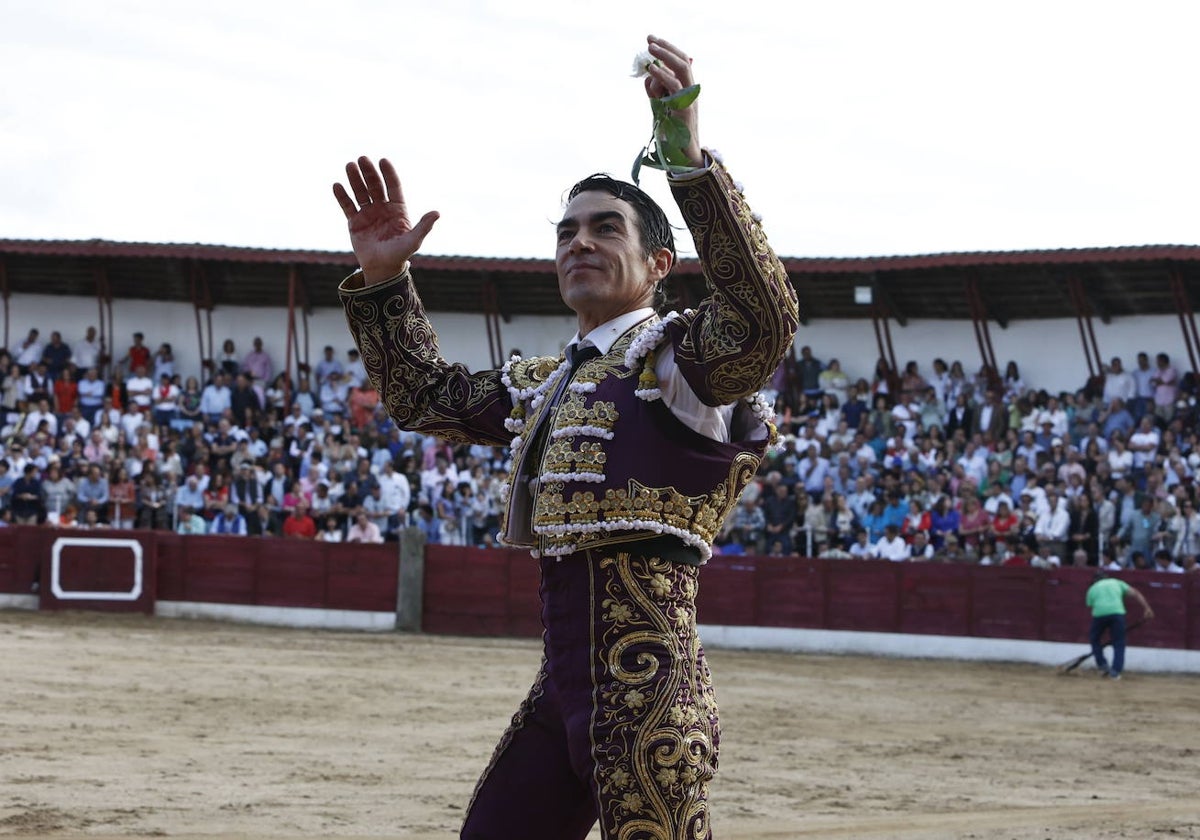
[642,35,702,168]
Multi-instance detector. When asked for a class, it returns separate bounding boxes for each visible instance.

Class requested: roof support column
[482,276,504,369]
[189,261,214,381]
[870,304,897,384]
[1065,273,1103,381]
[285,267,297,404]
[1169,268,1200,376]
[0,258,9,351]
[965,276,1001,391]
[93,267,114,380]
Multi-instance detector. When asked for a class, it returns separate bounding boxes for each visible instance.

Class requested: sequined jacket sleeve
[665,156,800,405]
[338,270,513,446]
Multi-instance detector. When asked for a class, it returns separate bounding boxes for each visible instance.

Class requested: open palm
[333,157,439,285]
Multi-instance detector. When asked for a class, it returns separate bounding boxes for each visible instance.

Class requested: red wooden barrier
[422,546,541,637]
[0,525,1194,651]
[1,526,397,614]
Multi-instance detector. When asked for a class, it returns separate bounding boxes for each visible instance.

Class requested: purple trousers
[461,544,719,839]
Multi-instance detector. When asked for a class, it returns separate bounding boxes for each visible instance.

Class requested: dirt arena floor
[1,610,1197,839]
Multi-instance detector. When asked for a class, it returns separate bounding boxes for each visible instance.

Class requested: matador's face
[555,191,670,334]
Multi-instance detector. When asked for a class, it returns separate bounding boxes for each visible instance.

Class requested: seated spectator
[928,495,959,549]
[936,534,970,563]
[847,529,872,559]
[108,466,137,529]
[0,363,22,412]
[346,510,383,544]
[22,398,57,440]
[871,524,911,562]
[319,371,350,417]
[10,463,45,525]
[175,504,207,535]
[242,337,274,384]
[200,372,232,424]
[72,327,101,375]
[75,463,109,524]
[209,503,248,536]
[230,373,262,428]
[264,373,290,416]
[957,495,991,555]
[41,461,75,522]
[216,338,239,378]
[153,374,180,430]
[78,508,108,530]
[124,365,154,410]
[24,362,53,406]
[413,501,441,544]
[54,364,79,414]
[294,373,317,416]
[282,500,317,539]
[910,530,934,561]
[135,471,172,530]
[174,474,206,519]
[75,367,104,416]
[314,345,342,388]
[1002,361,1025,401]
[1031,543,1062,569]
[816,541,851,559]
[819,358,850,406]
[316,514,344,542]
[13,328,43,374]
[1151,548,1184,574]
[176,376,203,429]
[117,332,150,375]
[203,473,231,521]
[152,342,175,383]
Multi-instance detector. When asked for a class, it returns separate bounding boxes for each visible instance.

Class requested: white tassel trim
[623,311,684,368]
[551,425,614,440]
[535,519,712,561]
[537,470,605,484]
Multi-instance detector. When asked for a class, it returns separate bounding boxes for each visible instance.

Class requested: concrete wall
[5,292,1192,395]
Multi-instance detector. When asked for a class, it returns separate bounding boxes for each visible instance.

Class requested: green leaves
[661,84,700,112]
[631,84,700,184]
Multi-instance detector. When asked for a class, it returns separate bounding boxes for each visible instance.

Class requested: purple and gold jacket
[340,155,799,562]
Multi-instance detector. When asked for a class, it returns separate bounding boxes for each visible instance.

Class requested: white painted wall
[4,292,1191,394]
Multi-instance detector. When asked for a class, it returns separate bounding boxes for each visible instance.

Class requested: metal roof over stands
[2,238,1199,323]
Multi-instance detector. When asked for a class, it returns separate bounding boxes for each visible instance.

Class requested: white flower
[631,50,657,78]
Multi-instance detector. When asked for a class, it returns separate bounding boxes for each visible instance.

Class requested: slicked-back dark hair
[566,174,676,267]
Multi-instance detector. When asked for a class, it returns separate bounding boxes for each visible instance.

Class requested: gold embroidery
[670,161,800,405]
[591,551,718,839]
[340,272,512,446]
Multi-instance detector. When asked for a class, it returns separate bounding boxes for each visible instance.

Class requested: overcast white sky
[2,0,1198,262]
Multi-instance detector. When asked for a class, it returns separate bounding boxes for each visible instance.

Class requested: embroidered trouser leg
[461,546,720,840]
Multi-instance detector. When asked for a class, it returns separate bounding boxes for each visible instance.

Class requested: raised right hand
[332,157,440,286]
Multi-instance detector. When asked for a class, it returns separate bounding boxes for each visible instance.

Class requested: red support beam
[878,303,897,381]
[189,261,214,380]
[482,276,504,368]
[0,258,9,351]
[1065,274,1103,380]
[93,267,114,380]
[285,266,297,404]
[965,277,1001,390]
[1169,269,1200,376]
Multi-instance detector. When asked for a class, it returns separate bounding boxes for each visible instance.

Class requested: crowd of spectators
[721,346,1200,572]
[3,325,1200,575]
[0,326,508,546]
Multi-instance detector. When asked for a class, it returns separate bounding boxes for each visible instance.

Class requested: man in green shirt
[1085,571,1154,679]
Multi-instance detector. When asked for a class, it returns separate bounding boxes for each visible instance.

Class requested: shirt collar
[566,307,656,356]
